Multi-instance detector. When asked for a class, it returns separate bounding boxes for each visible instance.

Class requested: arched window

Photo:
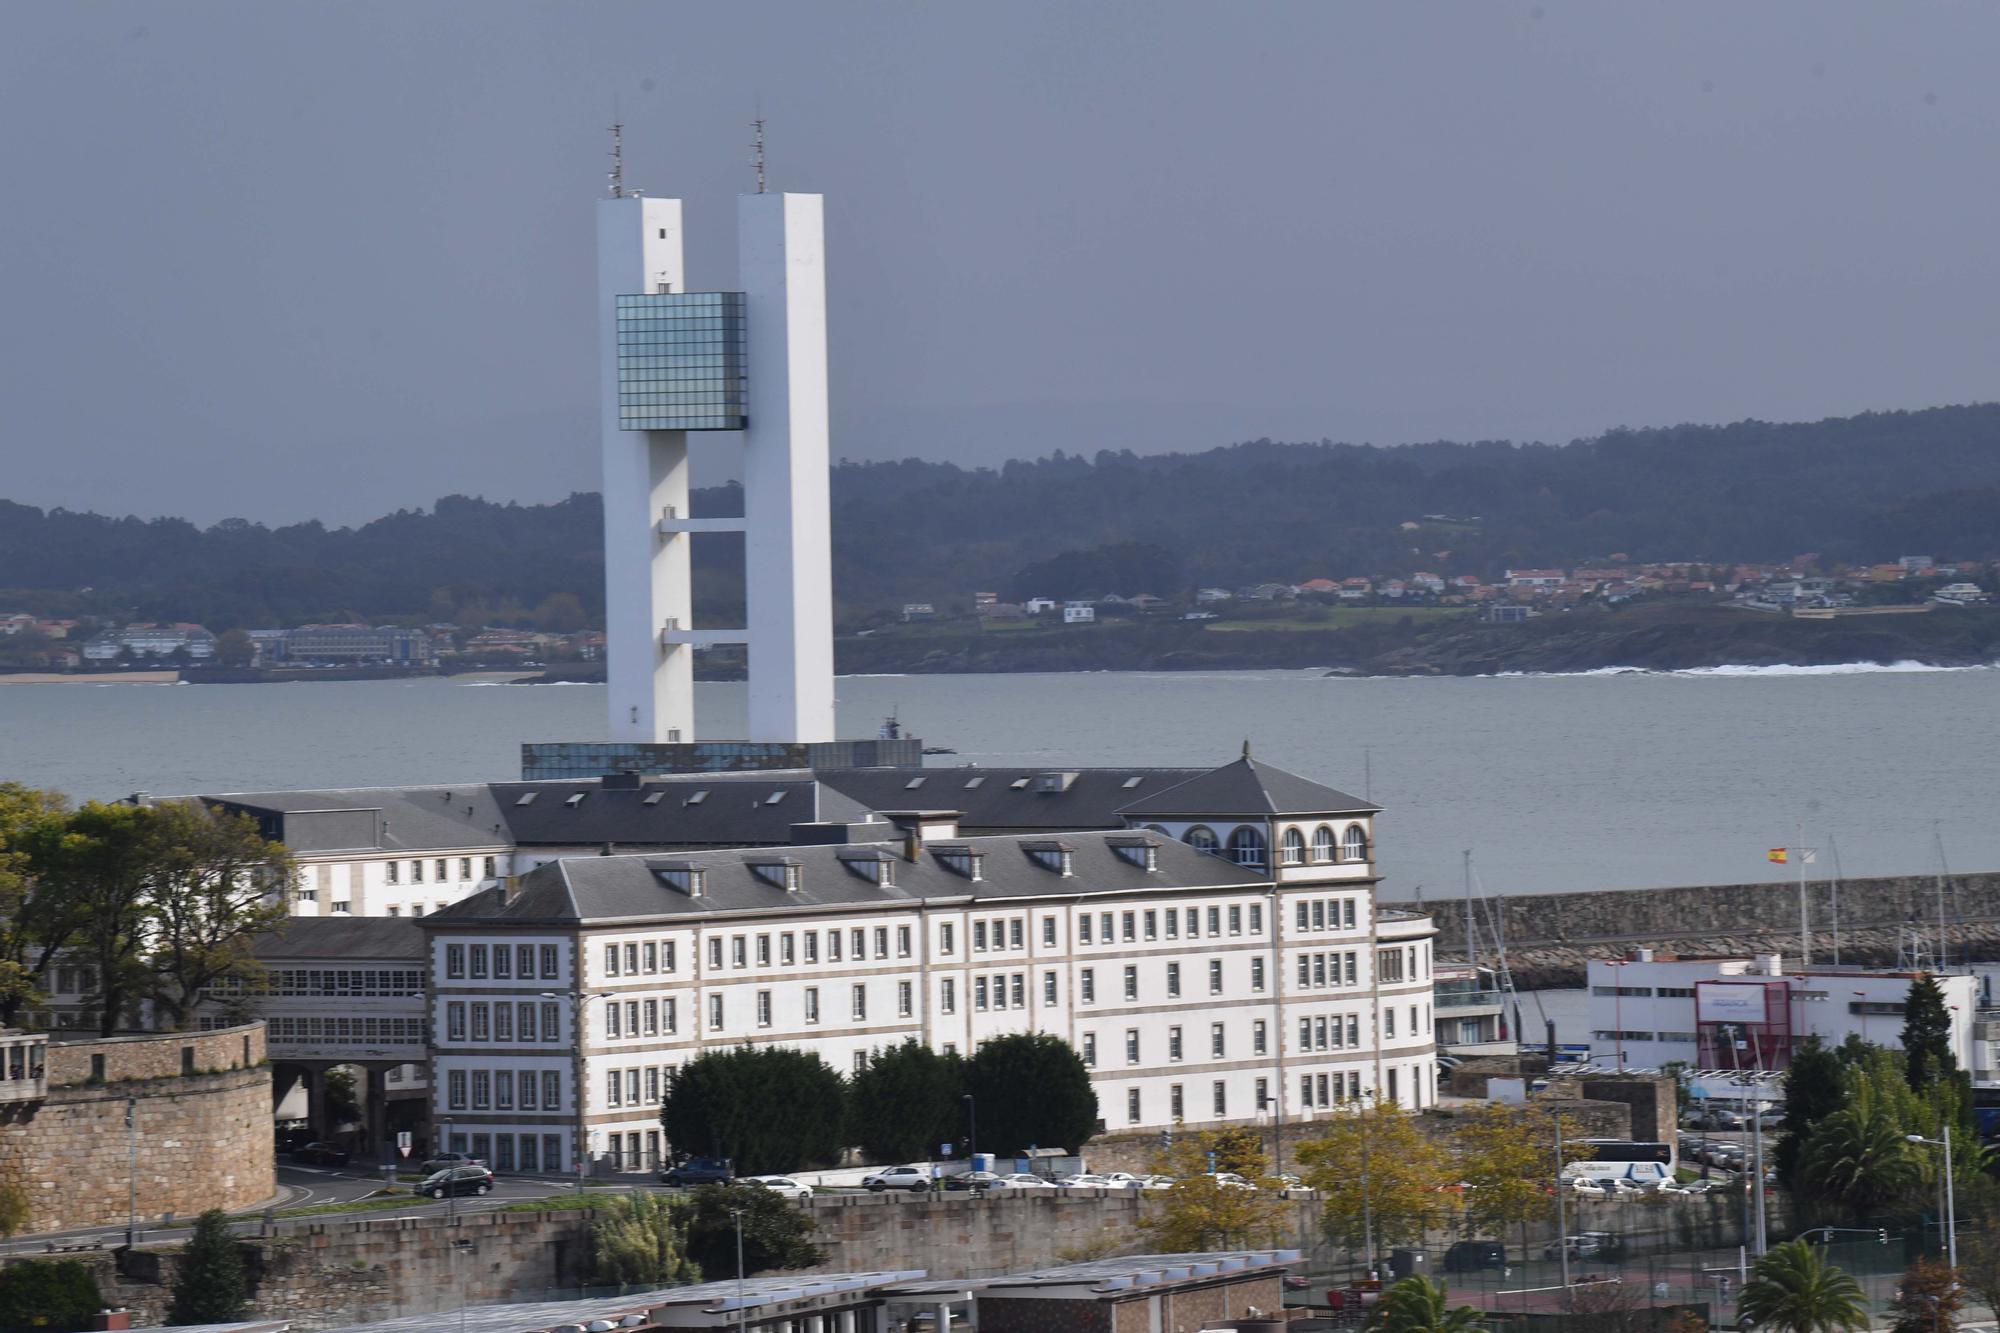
[1184,826,1219,854]
[1342,824,1369,863]
[1280,828,1306,866]
[1144,824,1171,837]
[1227,826,1267,869]
[1311,825,1337,863]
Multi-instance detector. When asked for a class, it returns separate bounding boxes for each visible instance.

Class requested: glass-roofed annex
[615,292,748,431]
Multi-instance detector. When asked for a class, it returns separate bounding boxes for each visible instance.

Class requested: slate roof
[1114,757,1375,819]
[195,785,513,854]
[425,829,1271,927]
[817,767,1208,834]
[251,917,427,961]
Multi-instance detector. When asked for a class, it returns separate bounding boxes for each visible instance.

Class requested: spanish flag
[1768,848,1789,864]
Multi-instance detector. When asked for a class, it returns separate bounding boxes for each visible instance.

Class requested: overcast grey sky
[4,2,1998,525]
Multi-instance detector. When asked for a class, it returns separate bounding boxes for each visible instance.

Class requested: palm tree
[1739,1240,1870,1333]
[1366,1275,1486,1333]
[1803,1104,1923,1211]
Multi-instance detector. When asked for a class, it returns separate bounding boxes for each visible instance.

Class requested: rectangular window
[1078,915,1092,945]
[1299,1017,1312,1051]
[445,944,465,979]
[1166,962,1180,997]
[495,1070,514,1110]
[1128,1087,1142,1124]
[1386,1009,1397,1038]
[446,1001,466,1041]
[756,935,771,966]
[1009,918,1023,950]
[469,944,489,979]
[1143,909,1158,941]
[627,1068,641,1107]
[436,858,448,883]
[663,999,677,1033]
[386,861,400,885]
[1080,968,1095,1004]
[1207,906,1221,937]
[1296,901,1309,931]
[940,979,954,1014]
[493,946,512,980]
[625,942,639,975]
[805,986,820,1024]
[607,1070,623,1108]
[756,990,772,1027]
[803,933,818,964]
[1169,1026,1183,1061]
[1010,973,1024,1008]
[604,943,620,977]
[1099,911,1113,942]
[1082,1033,1097,1067]
[732,936,747,968]
[1212,1081,1227,1117]
[1378,948,1405,983]
[541,1002,560,1042]
[708,938,723,970]
[1301,1074,1314,1109]
[898,981,913,1017]
[494,1004,513,1042]
[1313,954,1327,987]
[517,1001,535,1042]
[1347,1014,1360,1047]
[851,928,866,959]
[1254,1020,1268,1055]
[938,923,953,956]
[543,1070,561,1110]
[447,1069,466,1109]
[1209,960,1223,995]
[975,976,989,1011]
[898,926,912,958]
[1317,1016,1330,1049]
[643,998,658,1036]
[1042,917,1056,947]
[1298,956,1311,988]
[1125,1029,1140,1064]
[708,995,723,1030]
[874,927,889,958]
[1165,911,1179,940]
[471,1070,491,1110]
[828,929,842,963]
[519,1070,539,1110]
[484,855,497,878]
[974,921,988,952]
[851,984,866,1021]
[412,860,424,884]
[517,944,535,979]
[1170,1083,1184,1120]
[1228,905,1242,935]
[1312,900,1326,930]
[1251,957,1266,992]
[1249,903,1263,934]
[540,944,558,979]
[1211,1023,1226,1058]
[1043,971,1057,1005]
[646,1067,660,1104]
[605,1004,621,1039]
[1256,1076,1269,1110]
[1123,965,1138,1001]
[1122,911,1136,942]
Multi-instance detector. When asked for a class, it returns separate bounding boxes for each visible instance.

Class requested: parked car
[290,1142,351,1167]
[743,1175,813,1201]
[943,1171,1003,1192]
[420,1150,483,1174]
[1544,1232,1620,1260]
[1443,1240,1507,1273]
[660,1157,735,1187]
[1057,1174,1112,1188]
[420,1164,495,1199]
[1139,1174,1177,1191]
[1207,1172,1257,1191]
[862,1165,933,1193]
[992,1172,1057,1190]
[1101,1173,1150,1189]
[1283,1275,1312,1291]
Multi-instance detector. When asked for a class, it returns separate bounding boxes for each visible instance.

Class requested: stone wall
[0,1022,272,1233]
[1397,870,2000,986]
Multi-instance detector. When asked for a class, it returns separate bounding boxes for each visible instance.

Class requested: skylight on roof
[514,792,538,806]
[685,790,708,806]
[764,791,787,805]
[1009,777,1031,790]
[1122,776,1145,788]
[564,792,587,807]
[904,777,926,790]
[643,791,667,805]
[963,776,985,789]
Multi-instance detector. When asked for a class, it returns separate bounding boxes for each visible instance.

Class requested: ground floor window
[519,1136,539,1173]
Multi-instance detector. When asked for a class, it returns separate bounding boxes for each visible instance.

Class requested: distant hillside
[4,403,2000,629]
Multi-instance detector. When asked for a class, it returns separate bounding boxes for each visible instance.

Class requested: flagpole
[1797,821,1809,969]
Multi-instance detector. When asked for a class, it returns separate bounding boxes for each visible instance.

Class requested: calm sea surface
[2,666,1994,900]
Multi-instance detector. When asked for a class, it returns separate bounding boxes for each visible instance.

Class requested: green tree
[0,1258,103,1331]
[1902,974,1957,1090]
[1802,1100,1922,1212]
[532,592,589,634]
[1738,1239,1869,1333]
[49,801,158,1034]
[166,1209,250,1324]
[214,628,255,667]
[1451,1104,1591,1245]
[0,784,74,1026]
[1887,1255,1962,1333]
[588,1192,698,1287]
[141,801,293,1029]
[662,1046,844,1174]
[1779,1039,1848,1190]
[0,1175,31,1241]
[1295,1102,1453,1254]
[962,1032,1097,1155]
[1142,1129,1290,1251]
[682,1182,821,1280]
[1364,1275,1486,1333]
[846,1039,963,1163]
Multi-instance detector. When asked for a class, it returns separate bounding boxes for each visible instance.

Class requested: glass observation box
[615,292,748,431]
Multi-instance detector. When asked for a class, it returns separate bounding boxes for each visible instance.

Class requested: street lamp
[728,1204,748,1333]
[961,1094,977,1165]
[540,990,613,1193]
[1908,1129,1957,1270]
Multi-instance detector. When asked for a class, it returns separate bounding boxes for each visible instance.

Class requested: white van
[1562,1160,1672,1186]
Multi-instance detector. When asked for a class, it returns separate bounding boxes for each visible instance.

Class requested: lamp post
[729,1204,748,1333]
[1552,1112,1572,1303]
[1607,960,1629,1073]
[1750,1099,1769,1256]
[124,1096,138,1247]
[1908,1128,1957,1270]
[541,990,613,1193]
[962,1093,977,1165]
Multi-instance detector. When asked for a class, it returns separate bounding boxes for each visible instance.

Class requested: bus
[1577,1139,1673,1165]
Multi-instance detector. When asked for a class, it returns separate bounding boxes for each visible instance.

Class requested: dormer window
[1108,837,1161,872]
[748,859,803,891]
[655,866,706,897]
[934,847,984,881]
[1023,841,1075,876]
[836,850,896,888]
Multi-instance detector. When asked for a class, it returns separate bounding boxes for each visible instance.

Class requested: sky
[4,2,2000,526]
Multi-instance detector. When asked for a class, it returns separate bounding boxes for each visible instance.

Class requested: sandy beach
[0,671,181,686]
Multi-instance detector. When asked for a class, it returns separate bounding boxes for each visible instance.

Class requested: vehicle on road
[1544,1232,1620,1260]
[942,1171,1003,1192]
[420,1151,484,1174]
[1057,1174,1113,1188]
[1207,1172,1257,1191]
[862,1165,933,1193]
[991,1172,1056,1190]
[659,1157,735,1188]
[1101,1173,1149,1189]
[420,1165,495,1199]
[743,1175,812,1201]
[1443,1240,1507,1272]
[290,1142,351,1167]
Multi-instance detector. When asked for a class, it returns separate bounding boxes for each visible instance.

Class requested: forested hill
[5,403,2000,628]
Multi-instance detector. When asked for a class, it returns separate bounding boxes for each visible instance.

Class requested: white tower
[594,191,834,746]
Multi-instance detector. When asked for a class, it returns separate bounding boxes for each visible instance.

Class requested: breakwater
[1391,870,2000,988]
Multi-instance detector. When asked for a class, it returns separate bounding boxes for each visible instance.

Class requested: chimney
[90,1313,132,1332]
[878,811,960,862]
[503,875,522,905]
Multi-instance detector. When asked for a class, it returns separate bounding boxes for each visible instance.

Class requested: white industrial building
[1584,951,1979,1075]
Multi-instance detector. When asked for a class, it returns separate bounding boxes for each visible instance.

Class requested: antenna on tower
[751,112,767,194]
[608,99,626,199]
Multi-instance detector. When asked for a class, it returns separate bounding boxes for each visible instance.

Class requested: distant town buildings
[81,622,216,662]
